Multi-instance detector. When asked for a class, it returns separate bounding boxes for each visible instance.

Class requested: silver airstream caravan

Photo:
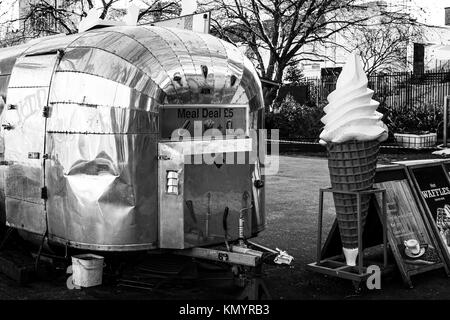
[0,25,265,252]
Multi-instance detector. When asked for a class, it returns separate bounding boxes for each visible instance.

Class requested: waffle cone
[327,140,379,248]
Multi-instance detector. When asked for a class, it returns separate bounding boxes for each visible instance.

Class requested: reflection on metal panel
[4,87,48,171]
[155,27,212,104]
[251,159,265,234]
[221,40,244,87]
[146,27,196,103]
[49,72,161,113]
[250,108,265,234]
[48,104,158,134]
[0,43,31,76]
[24,33,81,56]
[0,75,10,100]
[230,85,249,105]
[5,196,46,234]
[70,29,177,96]
[8,55,56,88]
[58,26,262,107]
[3,53,59,235]
[240,70,257,108]
[241,58,264,112]
[46,132,158,249]
[58,47,163,99]
[0,166,5,227]
[136,27,182,98]
[196,32,229,100]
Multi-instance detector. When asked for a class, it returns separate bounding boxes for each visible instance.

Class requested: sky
[91,0,196,14]
[2,0,450,27]
[412,0,450,25]
[95,0,450,26]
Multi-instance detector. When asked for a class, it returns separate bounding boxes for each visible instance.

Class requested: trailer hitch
[246,240,294,266]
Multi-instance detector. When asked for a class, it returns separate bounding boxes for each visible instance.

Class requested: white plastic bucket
[71,254,104,288]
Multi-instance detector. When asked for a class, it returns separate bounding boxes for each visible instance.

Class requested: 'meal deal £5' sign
[160,106,246,138]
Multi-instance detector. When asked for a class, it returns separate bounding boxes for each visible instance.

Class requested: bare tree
[138,0,180,23]
[200,0,421,108]
[341,19,422,75]
[0,0,180,46]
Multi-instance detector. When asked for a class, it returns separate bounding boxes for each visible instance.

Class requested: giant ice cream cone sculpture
[319,53,388,266]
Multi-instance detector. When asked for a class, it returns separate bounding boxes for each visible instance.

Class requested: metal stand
[237,265,271,300]
[307,188,387,292]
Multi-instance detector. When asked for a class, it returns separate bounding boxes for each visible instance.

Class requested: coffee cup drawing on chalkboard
[403,239,426,258]
[404,239,420,254]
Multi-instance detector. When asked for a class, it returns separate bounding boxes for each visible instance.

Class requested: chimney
[446,7,450,26]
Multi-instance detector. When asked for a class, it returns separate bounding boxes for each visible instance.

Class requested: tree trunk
[264,64,285,111]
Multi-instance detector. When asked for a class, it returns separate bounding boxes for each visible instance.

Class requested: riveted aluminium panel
[3,53,59,235]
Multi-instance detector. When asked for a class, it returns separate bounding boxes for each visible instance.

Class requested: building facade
[300,1,450,78]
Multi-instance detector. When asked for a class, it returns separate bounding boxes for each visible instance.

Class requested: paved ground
[1,154,450,299]
[258,155,450,299]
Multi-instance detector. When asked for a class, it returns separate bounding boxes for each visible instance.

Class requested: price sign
[160,106,246,139]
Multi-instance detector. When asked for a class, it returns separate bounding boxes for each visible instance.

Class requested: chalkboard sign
[373,166,447,287]
[409,163,450,267]
[319,165,448,287]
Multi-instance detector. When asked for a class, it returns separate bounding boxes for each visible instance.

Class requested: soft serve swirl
[319,53,388,145]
